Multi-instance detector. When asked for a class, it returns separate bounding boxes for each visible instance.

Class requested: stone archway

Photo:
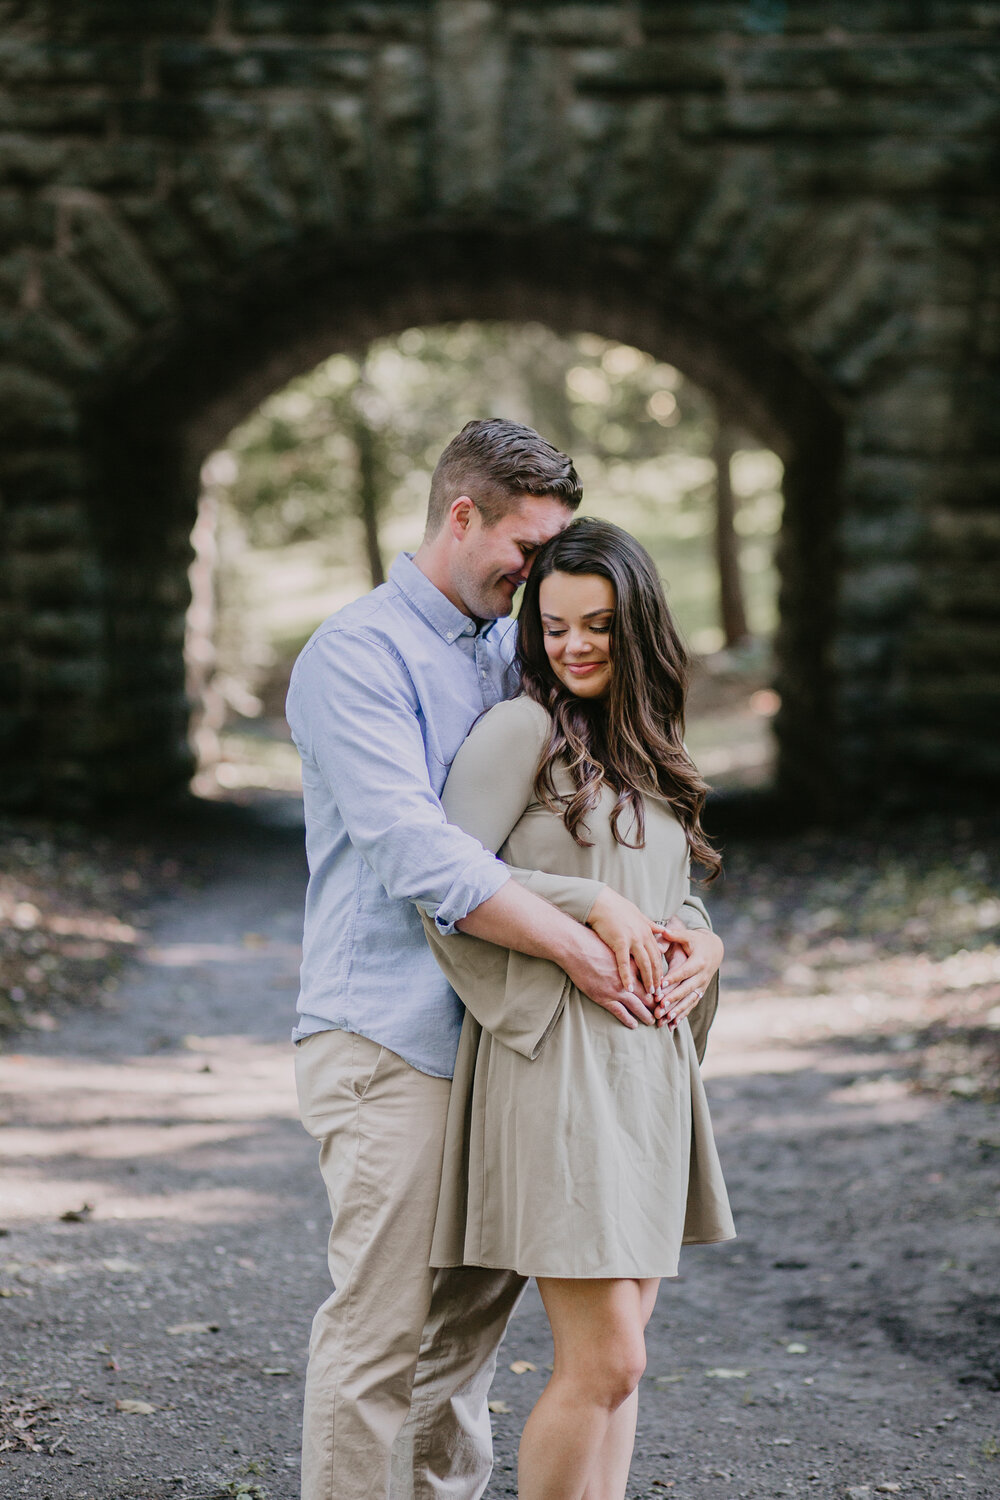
[94,229,843,811]
[1,2,996,811]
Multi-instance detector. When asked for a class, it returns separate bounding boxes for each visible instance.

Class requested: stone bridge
[0,1,997,812]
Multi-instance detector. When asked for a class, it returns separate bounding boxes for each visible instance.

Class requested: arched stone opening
[74,228,842,814]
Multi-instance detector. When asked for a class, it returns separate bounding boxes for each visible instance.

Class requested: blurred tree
[712,420,751,648]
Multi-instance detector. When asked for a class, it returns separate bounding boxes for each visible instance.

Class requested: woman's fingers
[663,984,705,1026]
[613,940,634,992]
[631,936,656,995]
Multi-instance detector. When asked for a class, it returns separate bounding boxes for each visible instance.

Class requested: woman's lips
[565,662,603,675]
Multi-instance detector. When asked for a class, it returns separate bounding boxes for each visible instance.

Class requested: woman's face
[538,570,615,699]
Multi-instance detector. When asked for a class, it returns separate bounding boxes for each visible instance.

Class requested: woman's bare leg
[517,1277,649,1500]
[582,1279,661,1500]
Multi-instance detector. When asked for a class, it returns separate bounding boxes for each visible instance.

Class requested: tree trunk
[713,422,750,647]
[351,374,385,589]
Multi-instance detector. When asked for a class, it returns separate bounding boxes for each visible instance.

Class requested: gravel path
[1,801,998,1500]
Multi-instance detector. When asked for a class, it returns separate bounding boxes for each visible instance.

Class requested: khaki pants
[295,1029,526,1500]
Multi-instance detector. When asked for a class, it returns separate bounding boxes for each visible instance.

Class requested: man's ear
[448,495,475,540]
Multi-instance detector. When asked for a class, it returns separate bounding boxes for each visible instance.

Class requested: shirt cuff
[429,859,511,937]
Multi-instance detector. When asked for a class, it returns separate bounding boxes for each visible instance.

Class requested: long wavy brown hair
[517,517,721,881]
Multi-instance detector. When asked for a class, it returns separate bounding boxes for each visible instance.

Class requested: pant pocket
[350,1034,387,1100]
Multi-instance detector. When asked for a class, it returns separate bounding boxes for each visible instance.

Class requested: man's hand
[560,924,660,1030]
[585,887,672,1001]
[656,917,724,1028]
[457,878,658,1029]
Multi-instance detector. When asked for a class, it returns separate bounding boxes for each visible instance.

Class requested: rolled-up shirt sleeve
[288,627,510,934]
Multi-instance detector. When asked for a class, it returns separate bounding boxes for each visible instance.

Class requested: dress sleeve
[422,698,580,1060]
[440,698,605,920]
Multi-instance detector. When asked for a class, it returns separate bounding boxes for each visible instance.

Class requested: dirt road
[1,801,998,1500]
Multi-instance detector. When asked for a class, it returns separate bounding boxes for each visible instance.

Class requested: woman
[423,517,734,1500]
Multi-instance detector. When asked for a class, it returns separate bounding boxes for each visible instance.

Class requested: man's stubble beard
[453,558,518,623]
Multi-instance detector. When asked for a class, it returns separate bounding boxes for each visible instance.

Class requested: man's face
[452,494,574,620]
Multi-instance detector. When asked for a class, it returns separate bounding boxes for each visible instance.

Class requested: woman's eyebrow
[582,608,613,619]
[540,612,565,622]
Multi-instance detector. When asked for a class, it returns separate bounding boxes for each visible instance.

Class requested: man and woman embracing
[287,418,734,1500]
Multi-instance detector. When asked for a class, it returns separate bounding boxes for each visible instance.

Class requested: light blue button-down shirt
[286,553,521,1077]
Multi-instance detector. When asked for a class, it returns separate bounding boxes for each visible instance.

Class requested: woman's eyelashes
[543,623,612,638]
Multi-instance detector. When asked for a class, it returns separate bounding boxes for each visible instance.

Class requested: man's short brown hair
[425,419,582,535]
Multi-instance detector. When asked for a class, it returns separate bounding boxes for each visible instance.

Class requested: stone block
[52,0,216,36]
[116,194,221,293]
[0,446,90,500]
[508,6,633,44]
[923,565,1000,618]
[641,2,1000,35]
[174,152,277,264]
[51,141,161,194]
[157,40,370,92]
[574,43,727,92]
[681,90,1000,138]
[926,507,1000,558]
[7,500,92,549]
[0,40,142,88]
[62,202,175,324]
[40,253,136,359]
[735,42,1000,93]
[0,135,71,187]
[0,307,100,381]
[231,0,427,37]
[854,370,959,457]
[838,561,921,624]
[431,1,508,214]
[24,608,103,652]
[904,622,1000,671]
[369,45,429,221]
[499,39,585,221]
[904,675,1000,726]
[265,103,341,229]
[777,137,992,195]
[0,94,109,135]
[6,547,103,605]
[0,362,76,439]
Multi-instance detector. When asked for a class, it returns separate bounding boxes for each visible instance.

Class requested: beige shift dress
[423,695,735,1280]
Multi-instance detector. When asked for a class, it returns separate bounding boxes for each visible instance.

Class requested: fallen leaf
[261,1366,291,1376]
[509,1360,536,1374]
[845,1488,872,1500]
[115,1399,155,1415]
[59,1204,92,1223]
[488,1400,511,1414]
[101,1259,140,1274]
[773,1437,793,1445]
[706,1368,748,1379]
[875,1486,902,1495]
[785,1342,808,1354]
[166,1321,220,1336]
[654,1374,685,1384]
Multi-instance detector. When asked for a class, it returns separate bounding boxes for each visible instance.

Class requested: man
[287,419,722,1500]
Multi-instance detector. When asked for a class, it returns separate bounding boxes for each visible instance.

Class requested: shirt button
[446,631,454,640]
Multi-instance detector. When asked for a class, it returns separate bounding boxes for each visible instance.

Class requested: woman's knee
[564,1336,646,1412]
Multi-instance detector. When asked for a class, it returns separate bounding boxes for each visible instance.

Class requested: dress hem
[429,1231,736,1279]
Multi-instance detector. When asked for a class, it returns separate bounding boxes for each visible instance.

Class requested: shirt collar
[389,552,492,643]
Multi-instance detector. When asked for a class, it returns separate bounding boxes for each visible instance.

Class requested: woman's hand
[586,887,672,1002]
[656,917,724,1028]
